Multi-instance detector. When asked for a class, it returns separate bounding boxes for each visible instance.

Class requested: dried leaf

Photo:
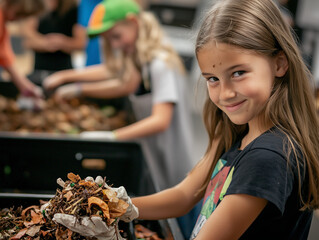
[102,189,118,203]
[10,228,28,239]
[63,191,73,201]
[88,197,110,219]
[109,199,129,218]
[26,225,41,237]
[135,224,157,238]
[67,172,81,182]
[79,180,97,188]
[21,206,39,221]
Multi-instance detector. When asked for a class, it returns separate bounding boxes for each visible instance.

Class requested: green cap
[87,0,140,38]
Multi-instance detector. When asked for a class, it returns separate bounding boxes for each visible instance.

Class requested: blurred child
[0,0,45,97]
[23,0,86,85]
[43,0,194,193]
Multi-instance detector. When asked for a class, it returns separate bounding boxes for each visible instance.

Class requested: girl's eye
[232,71,245,78]
[207,76,219,83]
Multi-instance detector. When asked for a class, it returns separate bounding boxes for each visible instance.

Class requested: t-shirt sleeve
[149,58,179,104]
[225,148,294,215]
[0,17,15,67]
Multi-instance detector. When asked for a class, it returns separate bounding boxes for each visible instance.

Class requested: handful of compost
[43,173,139,240]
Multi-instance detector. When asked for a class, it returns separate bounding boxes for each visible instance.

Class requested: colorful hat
[87,0,140,38]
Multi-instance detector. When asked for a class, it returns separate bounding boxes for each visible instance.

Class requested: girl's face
[101,18,138,55]
[197,42,285,129]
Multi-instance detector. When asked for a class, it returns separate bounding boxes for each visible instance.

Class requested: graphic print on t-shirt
[190,158,234,239]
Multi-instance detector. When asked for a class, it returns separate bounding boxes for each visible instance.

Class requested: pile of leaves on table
[0,96,127,134]
[0,173,129,239]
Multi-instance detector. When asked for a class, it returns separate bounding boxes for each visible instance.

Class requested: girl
[0,0,45,97]
[42,0,195,192]
[129,0,319,239]
[23,0,86,85]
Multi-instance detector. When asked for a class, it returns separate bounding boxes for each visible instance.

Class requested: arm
[133,139,220,219]
[23,17,56,53]
[23,17,86,54]
[4,64,42,97]
[51,60,142,100]
[195,194,267,239]
[43,64,114,89]
[46,24,86,54]
[115,102,173,140]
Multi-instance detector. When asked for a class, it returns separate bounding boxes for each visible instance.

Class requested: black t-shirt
[34,6,78,71]
[190,128,313,240]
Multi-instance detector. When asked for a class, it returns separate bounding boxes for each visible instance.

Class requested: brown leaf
[10,228,28,239]
[23,209,43,227]
[102,189,118,203]
[79,180,97,188]
[21,206,39,221]
[63,191,73,201]
[135,224,157,238]
[67,172,81,182]
[109,199,129,218]
[88,197,110,219]
[26,225,41,237]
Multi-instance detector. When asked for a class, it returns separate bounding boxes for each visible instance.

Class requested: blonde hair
[195,0,319,210]
[2,0,46,17]
[102,11,185,82]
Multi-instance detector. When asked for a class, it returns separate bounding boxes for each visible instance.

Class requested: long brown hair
[195,0,319,210]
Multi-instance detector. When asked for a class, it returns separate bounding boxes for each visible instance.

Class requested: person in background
[43,0,194,191]
[0,0,45,97]
[103,0,317,239]
[43,0,198,237]
[23,0,86,85]
[77,0,102,66]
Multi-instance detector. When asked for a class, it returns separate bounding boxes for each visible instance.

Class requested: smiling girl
[128,0,319,239]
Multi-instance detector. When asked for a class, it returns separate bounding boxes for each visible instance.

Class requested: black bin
[0,133,184,239]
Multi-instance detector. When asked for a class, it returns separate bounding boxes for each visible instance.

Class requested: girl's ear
[275,51,289,77]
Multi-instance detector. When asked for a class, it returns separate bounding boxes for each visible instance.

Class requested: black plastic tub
[0,133,184,239]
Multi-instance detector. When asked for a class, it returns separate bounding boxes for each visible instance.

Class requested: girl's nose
[219,81,236,100]
[110,39,122,49]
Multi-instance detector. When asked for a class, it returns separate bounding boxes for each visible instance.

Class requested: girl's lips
[224,100,246,112]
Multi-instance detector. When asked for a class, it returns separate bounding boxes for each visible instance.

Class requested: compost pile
[0,173,163,240]
[0,96,127,133]
[0,205,91,239]
[0,173,128,239]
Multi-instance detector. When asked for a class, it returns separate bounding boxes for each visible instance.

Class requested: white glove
[53,214,123,240]
[17,95,46,111]
[54,83,81,101]
[80,131,117,140]
[112,186,139,222]
[92,176,139,222]
[51,176,138,239]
